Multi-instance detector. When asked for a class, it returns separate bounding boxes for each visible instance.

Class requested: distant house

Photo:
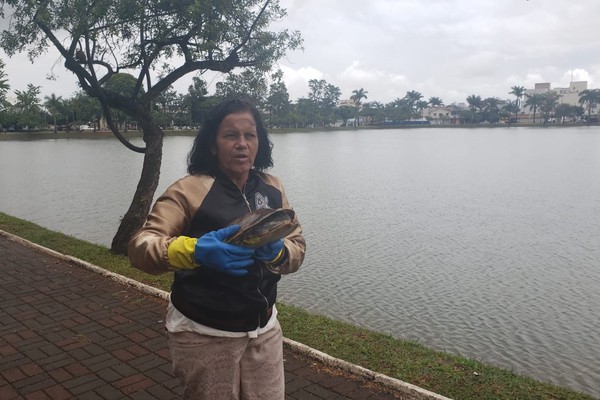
[338,99,357,108]
[422,105,462,125]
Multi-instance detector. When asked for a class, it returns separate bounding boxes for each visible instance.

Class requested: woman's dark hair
[187,98,274,176]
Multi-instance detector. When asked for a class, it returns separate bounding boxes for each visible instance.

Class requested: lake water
[1,127,599,397]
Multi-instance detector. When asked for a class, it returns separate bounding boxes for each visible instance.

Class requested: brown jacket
[128,171,305,331]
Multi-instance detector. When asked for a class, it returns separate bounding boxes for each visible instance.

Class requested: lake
[1,126,599,397]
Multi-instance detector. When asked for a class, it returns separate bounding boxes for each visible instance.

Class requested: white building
[555,81,588,106]
[422,105,461,125]
[338,99,357,108]
[520,81,598,121]
[524,81,587,107]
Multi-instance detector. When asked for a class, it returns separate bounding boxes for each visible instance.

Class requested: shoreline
[1,122,598,141]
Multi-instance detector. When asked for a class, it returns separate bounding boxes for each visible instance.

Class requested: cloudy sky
[2,0,600,105]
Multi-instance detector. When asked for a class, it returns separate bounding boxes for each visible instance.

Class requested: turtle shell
[225,208,297,248]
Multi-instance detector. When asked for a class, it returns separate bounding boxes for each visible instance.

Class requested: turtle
[225,208,298,248]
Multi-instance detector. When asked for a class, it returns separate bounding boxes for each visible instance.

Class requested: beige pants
[167,321,284,400]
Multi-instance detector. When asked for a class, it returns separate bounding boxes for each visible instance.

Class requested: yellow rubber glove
[167,236,198,270]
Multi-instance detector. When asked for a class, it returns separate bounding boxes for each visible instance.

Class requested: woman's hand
[255,239,285,264]
[194,225,255,276]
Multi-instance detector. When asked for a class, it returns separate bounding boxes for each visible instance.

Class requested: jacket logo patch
[255,193,271,210]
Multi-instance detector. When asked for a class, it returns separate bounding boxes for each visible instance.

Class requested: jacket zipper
[240,182,252,212]
[257,267,270,326]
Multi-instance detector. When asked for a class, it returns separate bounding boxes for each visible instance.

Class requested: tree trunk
[110,121,164,255]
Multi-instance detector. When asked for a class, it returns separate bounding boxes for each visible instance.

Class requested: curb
[0,229,452,400]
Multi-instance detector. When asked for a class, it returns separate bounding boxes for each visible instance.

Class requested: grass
[0,211,596,400]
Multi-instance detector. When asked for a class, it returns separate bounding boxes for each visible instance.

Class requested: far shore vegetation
[1,120,597,143]
[1,211,596,400]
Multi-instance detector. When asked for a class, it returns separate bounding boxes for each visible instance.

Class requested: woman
[128,98,306,399]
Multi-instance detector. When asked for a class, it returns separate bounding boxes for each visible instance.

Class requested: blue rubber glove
[255,239,285,264]
[194,225,255,276]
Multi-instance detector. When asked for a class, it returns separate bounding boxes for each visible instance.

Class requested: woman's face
[214,111,259,186]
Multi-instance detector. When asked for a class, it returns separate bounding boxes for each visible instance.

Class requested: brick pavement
[0,233,423,399]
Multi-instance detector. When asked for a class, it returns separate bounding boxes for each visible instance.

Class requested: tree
[186,77,210,125]
[539,92,560,123]
[466,95,483,123]
[483,97,502,123]
[0,59,10,128]
[578,89,600,123]
[350,88,368,125]
[524,93,544,123]
[292,97,316,128]
[509,85,525,123]
[0,59,9,111]
[154,87,178,128]
[0,0,301,254]
[215,69,268,107]
[308,79,341,126]
[385,98,412,123]
[71,91,103,130]
[502,100,520,123]
[415,100,429,118]
[350,88,368,106]
[361,101,385,125]
[266,69,291,128]
[43,93,64,131]
[555,103,583,123]
[428,97,443,107]
[100,72,141,131]
[466,95,483,112]
[14,84,44,131]
[404,90,423,115]
[335,105,355,126]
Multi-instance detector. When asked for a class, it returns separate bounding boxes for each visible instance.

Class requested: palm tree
[578,89,600,123]
[484,97,501,112]
[428,97,444,107]
[466,95,483,111]
[502,100,520,123]
[386,98,412,123]
[554,103,581,124]
[524,93,544,123]
[483,97,502,123]
[44,94,64,132]
[509,85,526,123]
[350,88,368,125]
[0,59,10,112]
[360,101,384,126]
[539,92,560,123]
[466,95,483,123]
[350,88,368,106]
[416,100,429,118]
[404,90,423,114]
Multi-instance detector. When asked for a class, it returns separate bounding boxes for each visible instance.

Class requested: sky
[2,0,600,105]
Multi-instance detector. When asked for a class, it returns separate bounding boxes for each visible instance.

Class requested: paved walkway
[0,233,438,400]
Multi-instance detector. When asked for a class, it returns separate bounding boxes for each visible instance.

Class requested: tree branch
[100,102,146,153]
[144,58,256,101]
[230,0,271,55]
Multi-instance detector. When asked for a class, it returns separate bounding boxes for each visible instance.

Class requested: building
[422,105,462,125]
[524,81,587,107]
[555,81,589,107]
[338,99,357,108]
[519,81,599,122]
[523,81,596,112]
